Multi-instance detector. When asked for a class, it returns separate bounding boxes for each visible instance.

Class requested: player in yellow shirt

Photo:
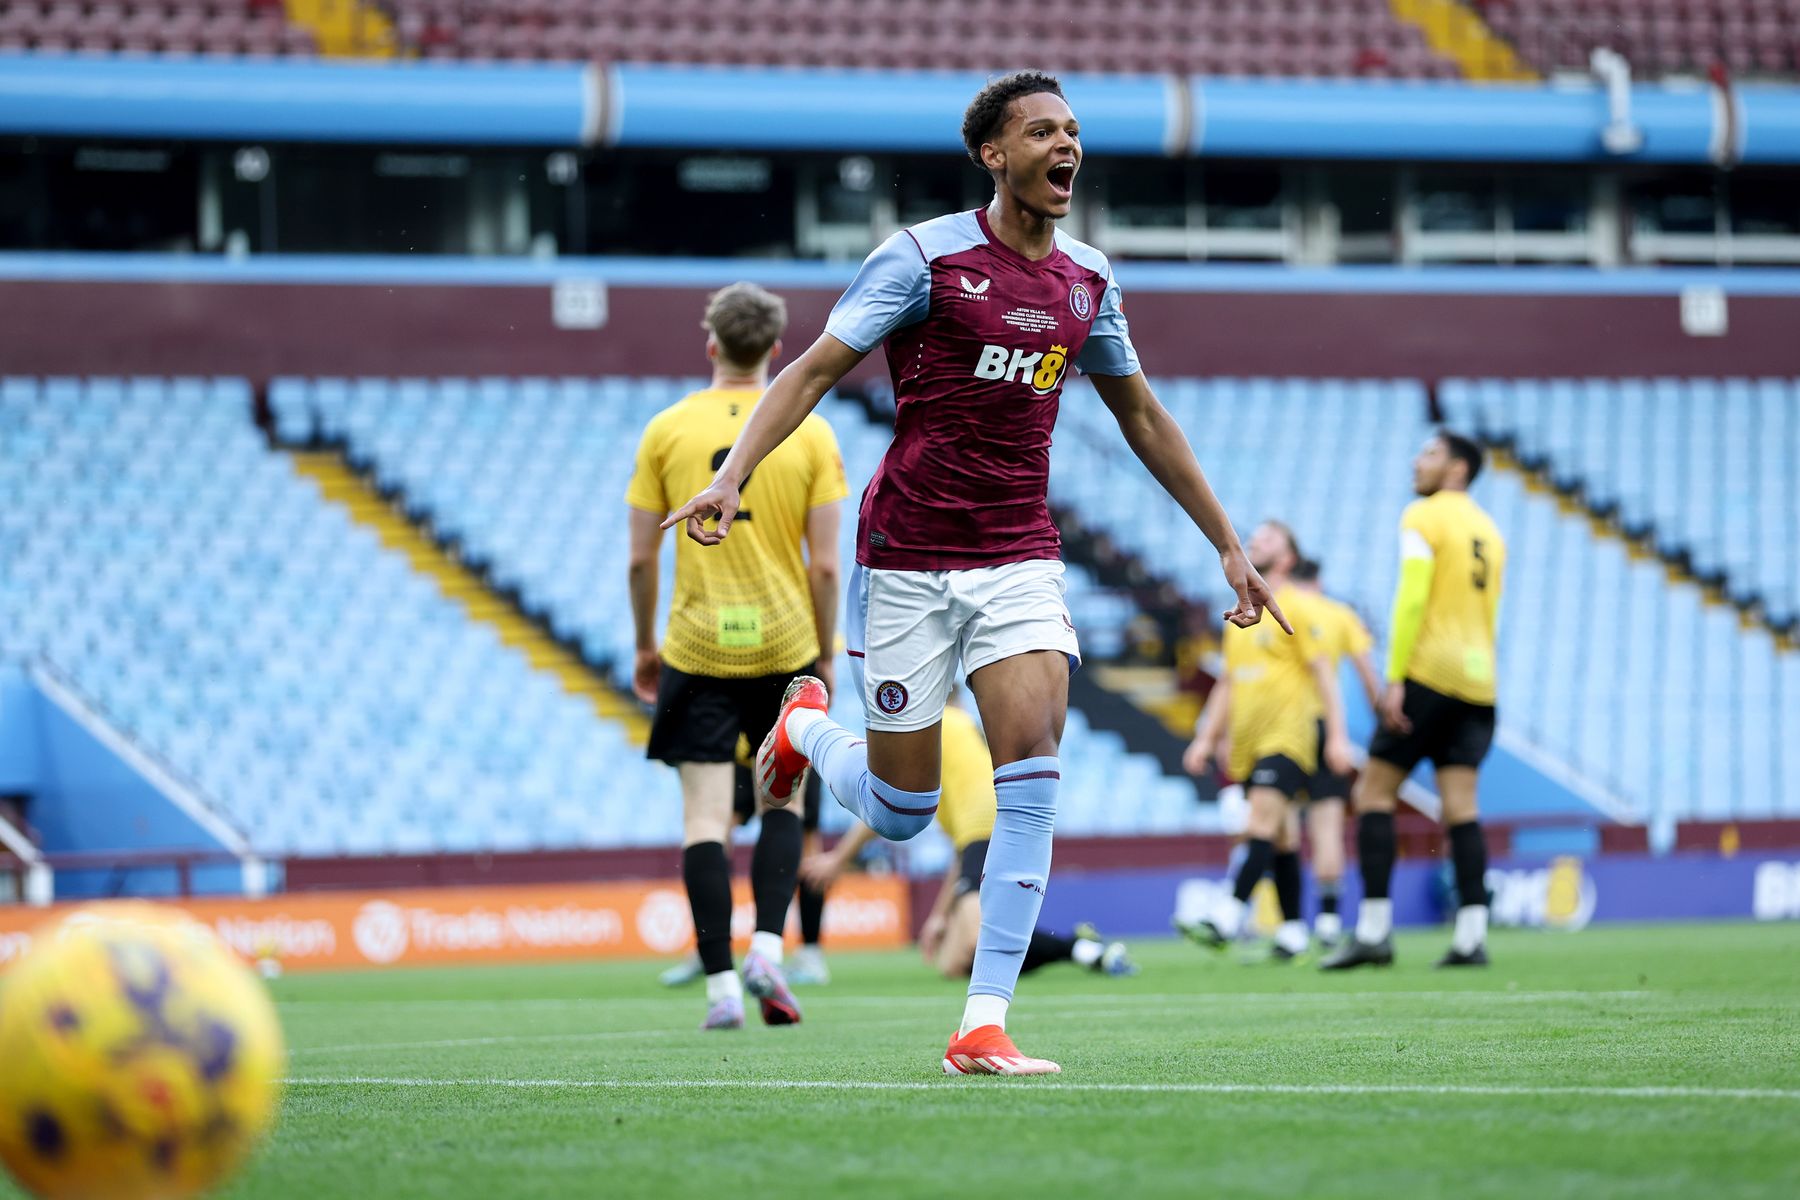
[626,282,849,1028]
[1324,430,1506,971]
[800,695,1136,980]
[1290,557,1381,944]
[1181,522,1355,960]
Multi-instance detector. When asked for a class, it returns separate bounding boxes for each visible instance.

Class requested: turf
[9,922,1800,1199]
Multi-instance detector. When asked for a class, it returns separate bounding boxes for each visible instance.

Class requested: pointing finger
[1263,593,1295,636]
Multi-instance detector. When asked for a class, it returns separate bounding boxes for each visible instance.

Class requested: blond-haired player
[1290,557,1381,944]
[1182,521,1355,960]
[626,282,848,1028]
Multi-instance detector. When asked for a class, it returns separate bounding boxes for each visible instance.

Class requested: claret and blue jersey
[824,208,1141,572]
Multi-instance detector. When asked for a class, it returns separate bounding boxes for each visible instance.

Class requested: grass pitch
[10,922,1800,1199]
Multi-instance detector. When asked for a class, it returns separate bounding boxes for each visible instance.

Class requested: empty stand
[1441,377,1799,631]
[1477,0,1800,78]
[0,1,316,56]
[0,375,681,858]
[0,0,1465,73]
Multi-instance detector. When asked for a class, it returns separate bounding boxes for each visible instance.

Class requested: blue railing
[4,54,1800,163]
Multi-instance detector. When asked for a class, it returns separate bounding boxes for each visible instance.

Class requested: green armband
[1385,555,1435,682]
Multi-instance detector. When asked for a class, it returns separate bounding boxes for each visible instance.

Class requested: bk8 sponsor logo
[973,343,1069,395]
[1487,856,1596,931]
[1751,860,1800,920]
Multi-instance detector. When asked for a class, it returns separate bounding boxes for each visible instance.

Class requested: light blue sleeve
[1075,273,1142,377]
[823,232,932,353]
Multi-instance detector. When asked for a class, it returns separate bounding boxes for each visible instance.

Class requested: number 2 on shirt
[710,448,754,523]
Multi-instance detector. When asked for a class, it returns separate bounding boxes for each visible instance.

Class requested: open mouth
[1047,161,1076,201]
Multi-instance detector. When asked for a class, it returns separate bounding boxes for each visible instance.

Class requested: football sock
[1356,899,1393,944]
[1357,809,1397,902]
[788,708,937,841]
[1449,820,1491,952]
[960,993,1008,1034]
[1021,930,1076,973]
[1276,920,1310,955]
[1070,937,1104,968]
[1224,834,1281,935]
[1452,905,1489,955]
[1318,881,1340,916]
[1355,807,1398,945]
[749,930,784,964]
[1273,850,1303,923]
[964,757,1059,1032]
[750,807,801,942]
[798,879,825,947]
[1316,881,1343,940]
[1449,820,1489,908]
[704,969,742,1004]
[682,841,734,977]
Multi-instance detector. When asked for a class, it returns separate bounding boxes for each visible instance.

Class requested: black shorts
[1245,755,1309,799]
[952,839,989,898]
[733,764,822,833]
[646,660,816,768]
[1367,680,1496,772]
[1309,720,1353,803]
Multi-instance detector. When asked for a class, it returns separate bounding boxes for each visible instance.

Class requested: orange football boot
[755,675,829,807]
[942,1025,1061,1076]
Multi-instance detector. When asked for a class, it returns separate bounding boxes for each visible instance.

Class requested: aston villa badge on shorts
[875,680,909,715]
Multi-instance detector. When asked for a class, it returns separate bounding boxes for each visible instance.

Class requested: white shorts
[846,558,1081,733]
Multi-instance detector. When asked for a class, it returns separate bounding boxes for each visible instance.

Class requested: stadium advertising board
[1048,852,1800,938]
[0,877,909,972]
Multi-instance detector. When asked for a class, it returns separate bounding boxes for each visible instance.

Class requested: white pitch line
[283,1077,1800,1102]
[279,989,1654,1011]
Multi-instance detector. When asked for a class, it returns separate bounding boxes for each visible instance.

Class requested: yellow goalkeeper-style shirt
[936,705,997,852]
[1397,490,1506,705]
[1222,584,1328,780]
[1312,593,1374,667]
[625,388,848,678]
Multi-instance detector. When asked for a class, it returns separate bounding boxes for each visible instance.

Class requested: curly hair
[961,70,1066,168]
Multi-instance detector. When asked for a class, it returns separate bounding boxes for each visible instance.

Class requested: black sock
[1233,838,1276,905]
[1022,929,1076,973]
[1273,851,1303,923]
[751,808,802,936]
[1318,881,1340,916]
[798,880,825,947]
[1357,812,1396,901]
[682,841,734,976]
[1448,820,1489,909]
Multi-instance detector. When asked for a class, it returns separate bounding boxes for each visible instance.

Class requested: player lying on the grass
[663,70,1283,1075]
[1288,556,1381,943]
[799,693,1136,981]
[659,748,832,989]
[1179,521,1355,961]
[627,282,848,1029]
[1322,430,1506,971]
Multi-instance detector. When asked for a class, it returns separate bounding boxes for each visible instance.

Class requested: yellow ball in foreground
[0,903,286,1200]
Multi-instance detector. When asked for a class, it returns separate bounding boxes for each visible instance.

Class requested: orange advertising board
[0,876,910,973]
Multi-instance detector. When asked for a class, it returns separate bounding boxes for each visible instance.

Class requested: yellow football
[0,903,285,1200]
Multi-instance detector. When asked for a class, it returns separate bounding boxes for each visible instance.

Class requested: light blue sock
[795,714,938,842]
[968,757,1059,1002]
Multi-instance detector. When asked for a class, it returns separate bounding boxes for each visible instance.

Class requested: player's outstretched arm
[1090,371,1292,634]
[662,334,867,545]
